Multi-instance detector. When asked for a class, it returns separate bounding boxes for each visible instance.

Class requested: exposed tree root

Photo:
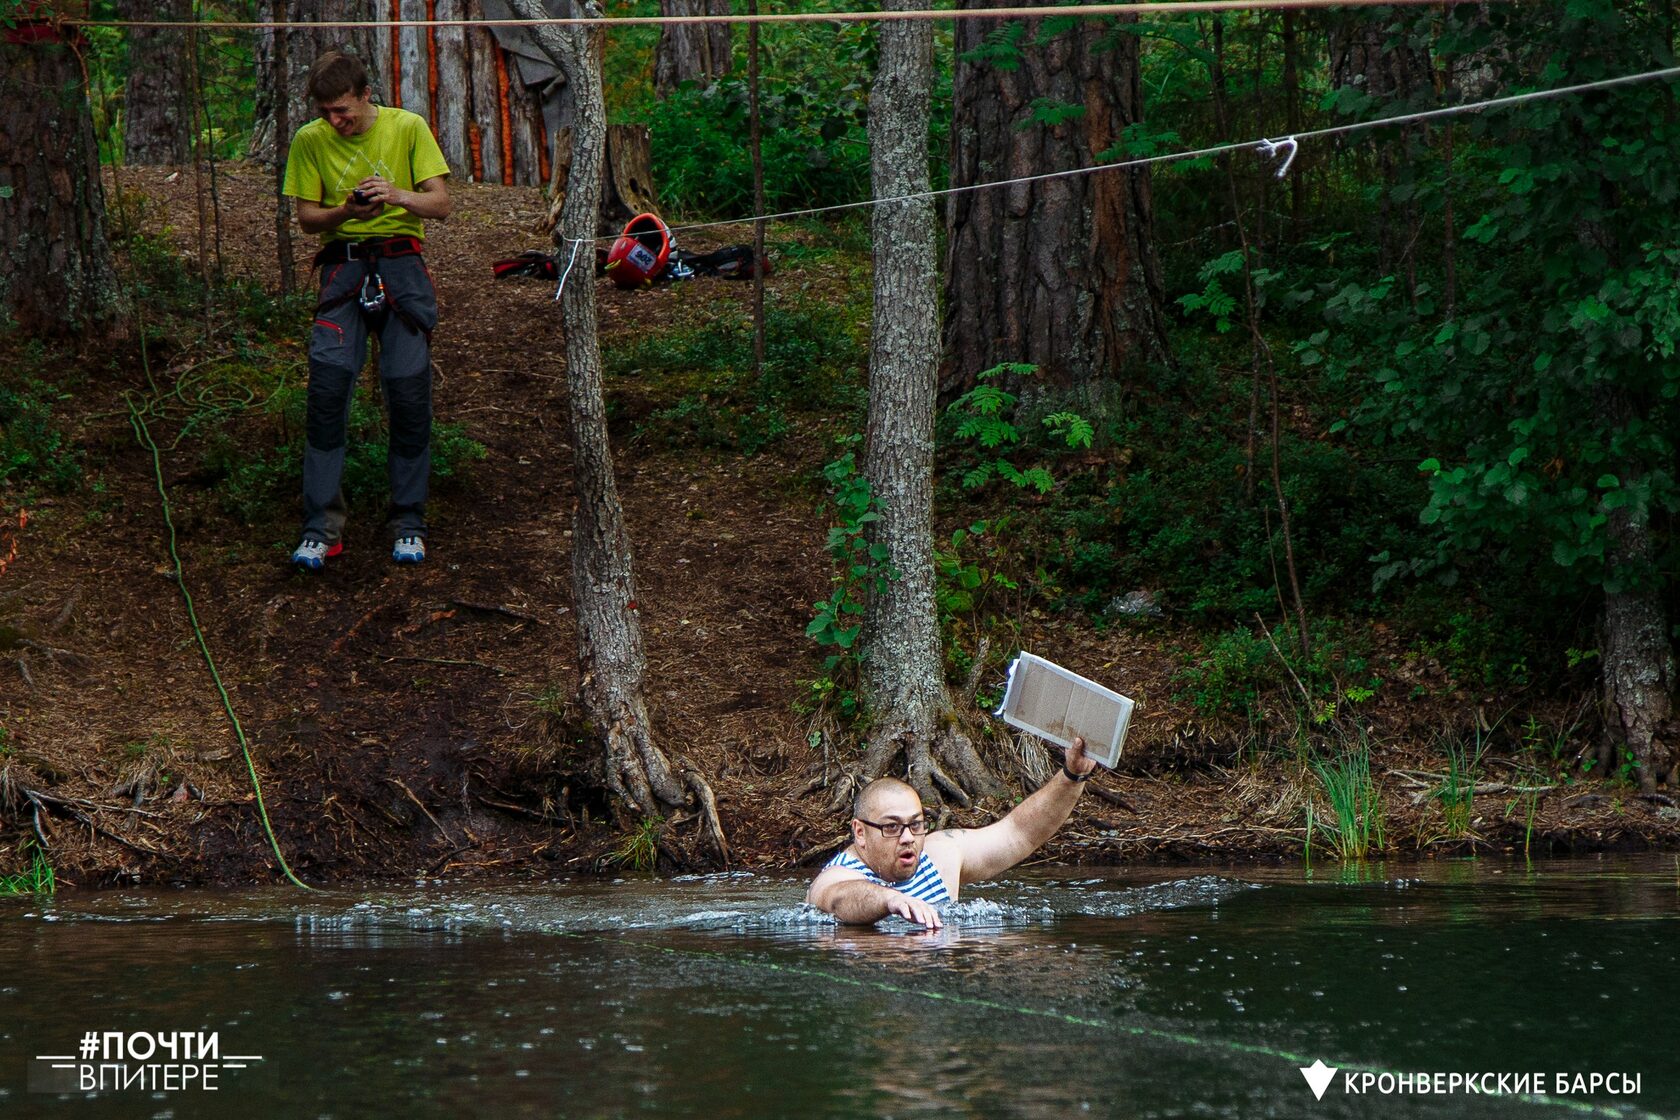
[826,716,1009,816]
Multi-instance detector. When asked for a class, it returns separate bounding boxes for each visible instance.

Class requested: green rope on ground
[555,929,1663,1120]
[91,17,310,892]
[125,396,313,892]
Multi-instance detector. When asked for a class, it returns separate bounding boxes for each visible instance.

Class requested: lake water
[1,856,1675,1118]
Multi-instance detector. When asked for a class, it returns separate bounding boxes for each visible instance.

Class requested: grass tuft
[1309,739,1385,861]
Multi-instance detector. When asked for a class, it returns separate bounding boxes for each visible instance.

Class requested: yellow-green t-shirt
[283,106,450,242]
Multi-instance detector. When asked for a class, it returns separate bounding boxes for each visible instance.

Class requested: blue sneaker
[392,536,426,564]
[292,539,343,569]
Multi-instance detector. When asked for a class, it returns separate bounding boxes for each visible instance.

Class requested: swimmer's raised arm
[807,869,944,929]
[949,737,1097,885]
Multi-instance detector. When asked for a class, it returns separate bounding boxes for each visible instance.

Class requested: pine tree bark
[465,4,505,182]
[507,0,727,860]
[0,24,124,337]
[120,0,193,165]
[853,0,1004,812]
[653,0,732,95]
[1595,389,1676,792]
[434,0,473,173]
[1600,502,1676,792]
[944,1,1168,400]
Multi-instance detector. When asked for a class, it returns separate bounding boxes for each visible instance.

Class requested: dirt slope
[0,165,1673,889]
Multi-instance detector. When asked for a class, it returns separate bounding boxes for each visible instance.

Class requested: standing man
[806,738,1098,928]
[283,51,451,568]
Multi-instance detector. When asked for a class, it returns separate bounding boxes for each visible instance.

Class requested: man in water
[807,738,1097,928]
[283,50,452,568]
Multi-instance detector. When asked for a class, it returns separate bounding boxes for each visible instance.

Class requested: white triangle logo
[1300,1059,1338,1101]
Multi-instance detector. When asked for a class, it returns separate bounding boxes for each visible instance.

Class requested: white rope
[70,0,1488,32]
[553,236,585,301]
[643,64,1680,243]
[1256,136,1298,179]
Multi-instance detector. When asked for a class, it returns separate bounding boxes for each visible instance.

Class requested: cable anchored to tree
[644,63,1680,242]
[66,0,1508,33]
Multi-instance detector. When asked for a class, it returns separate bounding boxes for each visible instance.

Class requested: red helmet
[604,213,672,288]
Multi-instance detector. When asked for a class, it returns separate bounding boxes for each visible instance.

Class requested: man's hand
[1064,735,1098,778]
[882,891,944,930]
[342,188,383,220]
[808,873,944,929]
[353,175,401,212]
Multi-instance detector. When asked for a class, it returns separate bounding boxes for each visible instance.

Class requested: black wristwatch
[1062,765,1094,783]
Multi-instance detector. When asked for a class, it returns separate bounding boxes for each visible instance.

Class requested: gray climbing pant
[300,250,438,545]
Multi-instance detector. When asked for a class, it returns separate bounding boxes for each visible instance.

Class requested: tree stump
[542,123,658,236]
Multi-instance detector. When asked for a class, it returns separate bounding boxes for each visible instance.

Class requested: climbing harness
[314,235,431,339]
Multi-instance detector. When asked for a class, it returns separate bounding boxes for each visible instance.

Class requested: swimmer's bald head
[852,777,920,823]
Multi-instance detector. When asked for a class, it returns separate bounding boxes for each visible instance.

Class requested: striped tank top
[824,848,951,906]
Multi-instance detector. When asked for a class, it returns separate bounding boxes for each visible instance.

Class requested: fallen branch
[1253,611,1313,709]
[448,600,543,625]
[387,778,458,847]
[27,789,172,858]
[795,835,848,865]
[14,634,87,661]
[1087,784,1139,813]
[475,792,570,824]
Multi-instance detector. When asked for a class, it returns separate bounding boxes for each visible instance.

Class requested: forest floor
[1,165,1676,890]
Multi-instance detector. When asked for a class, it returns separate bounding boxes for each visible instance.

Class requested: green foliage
[944,363,1092,495]
[1024,97,1086,129]
[961,21,1028,71]
[608,816,664,873]
[1432,729,1488,839]
[933,519,1024,690]
[803,439,897,721]
[1324,3,1680,607]
[1308,740,1385,861]
[1175,249,1249,334]
[1173,620,1380,733]
[84,1,257,165]
[612,295,867,454]
[0,843,55,898]
[627,16,950,217]
[0,379,82,494]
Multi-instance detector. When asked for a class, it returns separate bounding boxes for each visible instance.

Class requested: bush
[0,379,82,494]
[611,295,866,453]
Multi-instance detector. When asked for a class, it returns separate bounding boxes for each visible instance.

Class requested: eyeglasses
[856,817,929,839]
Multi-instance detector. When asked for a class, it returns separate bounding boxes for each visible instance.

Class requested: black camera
[351,188,371,205]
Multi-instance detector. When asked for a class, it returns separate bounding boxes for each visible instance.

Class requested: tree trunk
[852,0,1005,812]
[395,0,430,114]
[1595,410,1677,792]
[250,0,389,164]
[653,0,732,95]
[943,1,1168,401]
[434,0,473,173]
[465,2,506,182]
[1600,530,1676,793]
[0,24,124,337]
[119,0,193,165]
[541,124,657,236]
[506,0,726,861]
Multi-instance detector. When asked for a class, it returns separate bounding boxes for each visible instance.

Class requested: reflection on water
[0,857,1675,1119]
